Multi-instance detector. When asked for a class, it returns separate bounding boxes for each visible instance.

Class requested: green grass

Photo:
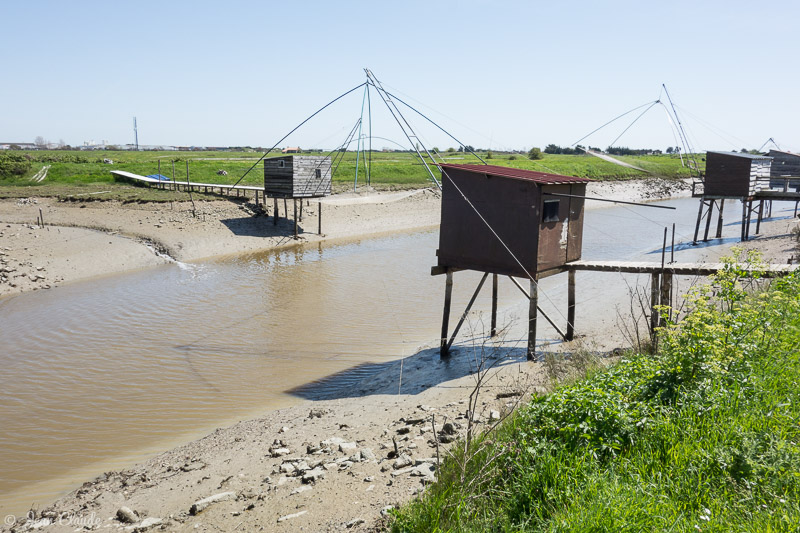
[392,252,800,532]
[0,150,697,201]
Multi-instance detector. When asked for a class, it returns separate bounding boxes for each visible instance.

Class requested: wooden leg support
[490,273,498,337]
[293,200,298,239]
[273,197,279,225]
[650,272,660,336]
[566,269,575,341]
[440,271,453,357]
[716,199,725,239]
[527,278,538,361]
[703,199,714,242]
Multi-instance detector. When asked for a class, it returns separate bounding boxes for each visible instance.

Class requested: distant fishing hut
[432,164,591,359]
[264,155,332,237]
[692,151,800,243]
[769,149,800,185]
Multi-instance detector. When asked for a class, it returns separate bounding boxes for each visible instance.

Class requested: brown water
[0,196,760,516]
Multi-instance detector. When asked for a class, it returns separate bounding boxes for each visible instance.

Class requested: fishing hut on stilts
[432,164,591,360]
[264,155,332,238]
[692,151,800,243]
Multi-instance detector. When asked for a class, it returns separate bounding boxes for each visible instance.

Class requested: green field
[391,254,800,532]
[0,149,699,202]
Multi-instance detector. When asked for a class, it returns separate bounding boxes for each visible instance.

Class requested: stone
[302,467,326,484]
[489,410,501,421]
[290,485,313,495]
[116,506,138,524]
[270,447,291,457]
[338,441,357,453]
[308,408,328,419]
[277,510,307,522]
[360,448,376,462]
[411,463,436,478]
[346,518,366,528]
[189,491,236,515]
[137,517,163,530]
[393,454,413,469]
[441,422,457,435]
[381,505,395,516]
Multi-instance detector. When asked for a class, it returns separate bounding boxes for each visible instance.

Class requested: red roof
[439,163,591,185]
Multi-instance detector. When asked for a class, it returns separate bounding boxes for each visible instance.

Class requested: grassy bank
[0,150,696,201]
[392,253,800,532]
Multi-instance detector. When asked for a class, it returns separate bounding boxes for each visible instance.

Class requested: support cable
[607,101,661,149]
[379,86,487,165]
[570,100,659,148]
[227,82,367,191]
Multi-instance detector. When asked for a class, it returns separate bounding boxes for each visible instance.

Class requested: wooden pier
[110,170,266,203]
[436,259,799,357]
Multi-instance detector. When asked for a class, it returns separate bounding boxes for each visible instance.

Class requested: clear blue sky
[2,0,798,153]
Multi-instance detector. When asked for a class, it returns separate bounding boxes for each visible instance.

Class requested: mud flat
[0,178,690,299]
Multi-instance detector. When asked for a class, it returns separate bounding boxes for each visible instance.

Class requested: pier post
[440,270,453,357]
[703,199,714,241]
[692,200,704,244]
[755,200,764,234]
[659,272,672,327]
[741,200,748,241]
[490,273,498,337]
[293,200,298,239]
[650,272,660,335]
[716,199,725,238]
[273,197,279,225]
[527,277,538,361]
[318,202,323,235]
[567,269,576,341]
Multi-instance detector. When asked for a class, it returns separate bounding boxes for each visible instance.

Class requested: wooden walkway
[568,260,798,277]
[110,170,265,202]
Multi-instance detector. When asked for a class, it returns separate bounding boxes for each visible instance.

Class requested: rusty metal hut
[264,155,332,237]
[433,163,591,359]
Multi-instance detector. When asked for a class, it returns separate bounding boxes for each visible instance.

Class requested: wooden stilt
[650,272,660,335]
[768,200,773,218]
[440,270,453,357]
[293,199,298,239]
[318,202,323,235]
[659,272,672,327]
[755,200,764,234]
[692,200,704,244]
[703,199,714,241]
[745,199,753,240]
[566,269,575,341]
[273,197,279,225]
[741,200,748,241]
[490,273,498,337]
[445,272,489,352]
[527,278,538,361]
[715,199,725,239]
[299,201,304,222]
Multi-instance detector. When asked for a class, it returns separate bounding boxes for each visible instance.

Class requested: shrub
[528,147,543,160]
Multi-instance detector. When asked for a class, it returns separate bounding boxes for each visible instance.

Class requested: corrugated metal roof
[439,163,592,185]
[708,151,772,160]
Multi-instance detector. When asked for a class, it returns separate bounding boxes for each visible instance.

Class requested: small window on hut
[315,168,321,179]
[278,160,285,168]
[542,200,560,223]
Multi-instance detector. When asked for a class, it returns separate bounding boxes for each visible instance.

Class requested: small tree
[528,147,543,160]
[446,147,456,153]
[486,150,493,159]
[666,146,673,154]
[34,136,47,150]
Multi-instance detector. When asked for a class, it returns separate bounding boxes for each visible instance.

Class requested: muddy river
[0,196,759,515]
